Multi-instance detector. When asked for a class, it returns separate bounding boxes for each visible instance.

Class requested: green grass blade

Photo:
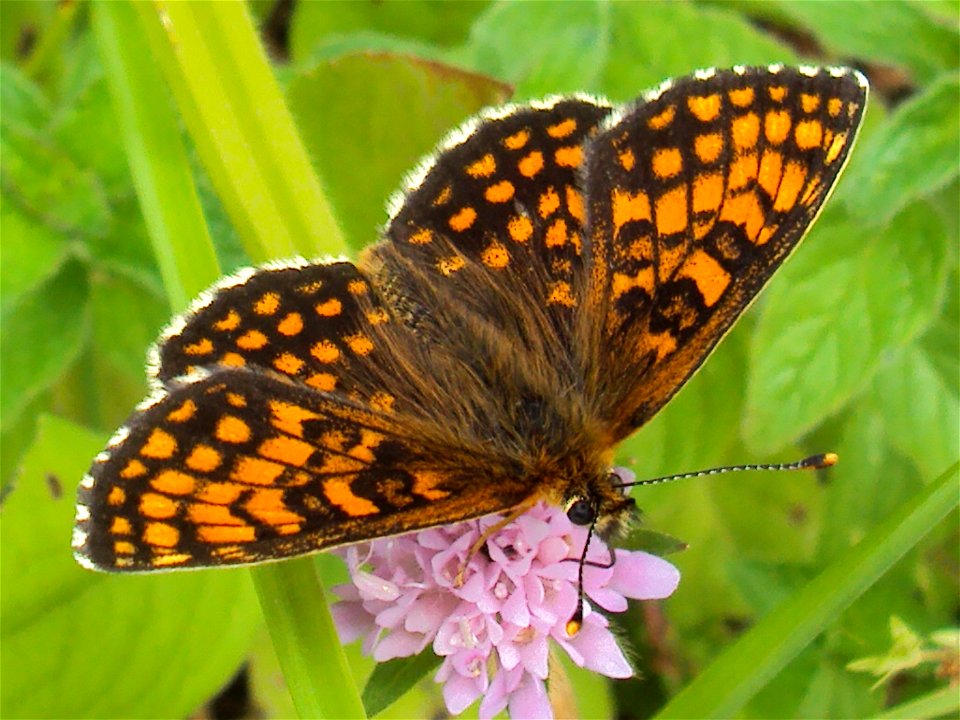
[94,3,362,717]
[251,562,366,720]
[92,0,219,308]
[656,462,959,719]
[135,1,345,263]
[876,685,960,720]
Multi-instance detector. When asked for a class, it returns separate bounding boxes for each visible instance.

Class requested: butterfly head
[562,468,636,537]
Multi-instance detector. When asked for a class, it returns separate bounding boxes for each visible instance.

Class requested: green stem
[656,462,959,719]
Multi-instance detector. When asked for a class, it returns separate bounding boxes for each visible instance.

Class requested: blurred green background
[1,1,957,718]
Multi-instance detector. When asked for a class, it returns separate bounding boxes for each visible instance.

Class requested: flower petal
[611,551,681,599]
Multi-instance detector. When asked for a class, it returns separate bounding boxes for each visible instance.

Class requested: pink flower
[331,496,680,719]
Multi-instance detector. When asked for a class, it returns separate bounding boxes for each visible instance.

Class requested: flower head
[332,493,680,719]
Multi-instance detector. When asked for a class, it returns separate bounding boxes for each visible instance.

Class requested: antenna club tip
[806,452,839,469]
[565,618,582,637]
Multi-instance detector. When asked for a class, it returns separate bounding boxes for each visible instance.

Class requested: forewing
[583,66,868,439]
[73,369,533,571]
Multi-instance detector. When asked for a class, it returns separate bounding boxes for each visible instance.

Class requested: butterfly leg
[454,494,541,587]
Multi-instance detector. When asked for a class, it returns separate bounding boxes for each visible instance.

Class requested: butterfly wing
[73,368,532,571]
[581,66,868,440]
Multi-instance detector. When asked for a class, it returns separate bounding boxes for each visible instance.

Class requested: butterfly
[73,65,868,573]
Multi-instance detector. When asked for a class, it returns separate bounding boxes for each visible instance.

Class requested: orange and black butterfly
[73,65,867,572]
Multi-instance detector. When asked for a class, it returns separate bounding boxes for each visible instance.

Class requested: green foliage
[1,1,956,719]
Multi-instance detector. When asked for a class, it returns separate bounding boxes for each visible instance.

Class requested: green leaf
[769,1,959,84]
[362,652,443,717]
[0,415,261,719]
[0,200,69,312]
[843,73,960,226]
[655,462,959,719]
[290,0,486,62]
[877,685,960,720]
[743,202,950,454]
[287,53,510,250]
[465,1,609,99]
[601,2,795,100]
[0,61,52,130]
[0,260,89,431]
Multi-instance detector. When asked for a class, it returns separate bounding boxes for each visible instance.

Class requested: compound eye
[566,499,595,526]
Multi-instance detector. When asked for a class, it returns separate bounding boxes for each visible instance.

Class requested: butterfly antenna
[566,515,597,637]
[613,452,838,489]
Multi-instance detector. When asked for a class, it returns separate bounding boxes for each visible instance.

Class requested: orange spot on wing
[729,152,758,191]
[720,190,765,240]
[306,372,337,391]
[259,436,315,466]
[825,132,848,165]
[801,93,820,113]
[764,110,791,145]
[655,185,688,235]
[678,249,730,307]
[213,310,241,332]
[508,215,533,243]
[254,292,280,315]
[412,470,450,500]
[732,113,760,150]
[828,97,843,117]
[648,105,676,130]
[545,219,568,247]
[167,398,197,422]
[773,161,807,214]
[120,459,148,479]
[236,329,268,350]
[323,477,379,516]
[504,129,529,150]
[197,482,243,505]
[652,147,683,179]
[310,340,340,364]
[273,352,305,375]
[694,133,723,164]
[277,312,304,336]
[547,118,577,138]
[216,415,252,444]
[144,522,179,547]
[758,151,784,198]
[245,488,304,526]
[795,120,823,150]
[220,352,246,367]
[198,525,255,544]
[345,333,374,355]
[538,187,560,218]
[370,392,395,412]
[142,428,177,459]
[314,298,342,317]
[347,279,368,295]
[554,145,583,168]
[184,338,214,356]
[619,148,635,171]
[107,486,126,506]
[114,541,135,555]
[449,207,477,232]
[481,242,510,268]
[140,492,178,519]
[151,469,196,496]
[110,517,132,535]
[687,94,722,122]
[768,85,787,102]
[518,150,544,177]
[409,228,432,244]
[485,180,515,203]
[186,444,222,473]
[547,281,577,307]
[728,87,754,107]
[692,172,724,214]
[612,268,655,299]
[611,188,651,233]
[269,401,322,438]
[231,455,285,486]
[438,256,466,275]
[466,153,496,178]
[566,187,584,222]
